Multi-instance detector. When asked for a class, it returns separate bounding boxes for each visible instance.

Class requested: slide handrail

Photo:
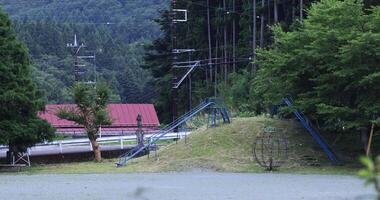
[116,99,218,167]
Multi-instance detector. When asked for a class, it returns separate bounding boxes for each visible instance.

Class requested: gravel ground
[0,172,376,200]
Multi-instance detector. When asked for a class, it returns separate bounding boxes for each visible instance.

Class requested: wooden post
[366,123,375,156]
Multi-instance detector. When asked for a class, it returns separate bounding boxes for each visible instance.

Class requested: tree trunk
[260,0,265,48]
[232,0,236,73]
[359,127,369,154]
[6,143,15,164]
[292,0,296,20]
[207,0,212,88]
[274,0,278,23]
[252,0,257,74]
[300,0,303,22]
[90,138,101,162]
[215,28,219,97]
[267,0,271,25]
[223,0,228,84]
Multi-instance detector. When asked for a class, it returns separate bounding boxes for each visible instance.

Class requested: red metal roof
[38,104,160,135]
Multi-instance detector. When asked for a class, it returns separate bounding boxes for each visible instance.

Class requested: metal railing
[0,132,190,156]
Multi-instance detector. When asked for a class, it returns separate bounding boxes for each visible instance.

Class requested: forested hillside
[1,0,378,133]
[0,0,169,103]
[145,0,380,125]
[145,0,317,122]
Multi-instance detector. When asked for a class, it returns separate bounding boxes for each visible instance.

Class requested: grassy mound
[125,116,339,172]
[21,116,359,174]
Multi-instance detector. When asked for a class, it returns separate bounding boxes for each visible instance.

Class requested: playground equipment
[116,98,230,167]
[279,98,341,165]
[253,126,289,170]
[207,98,230,127]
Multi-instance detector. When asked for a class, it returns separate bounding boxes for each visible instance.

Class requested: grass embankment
[21,116,360,174]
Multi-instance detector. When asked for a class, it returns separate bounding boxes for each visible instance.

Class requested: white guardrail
[0,131,190,154]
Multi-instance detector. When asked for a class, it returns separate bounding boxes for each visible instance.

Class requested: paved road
[0,172,376,200]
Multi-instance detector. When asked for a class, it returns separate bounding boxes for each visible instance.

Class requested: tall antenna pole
[67,34,85,83]
[67,34,96,85]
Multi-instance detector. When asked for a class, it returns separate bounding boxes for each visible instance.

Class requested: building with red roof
[38,104,160,136]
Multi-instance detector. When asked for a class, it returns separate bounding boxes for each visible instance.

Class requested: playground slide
[117,98,230,167]
[282,98,341,165]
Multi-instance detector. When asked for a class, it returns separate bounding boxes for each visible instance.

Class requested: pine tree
[0,8,54,162]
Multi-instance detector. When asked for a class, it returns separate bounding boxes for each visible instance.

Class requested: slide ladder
[220,108,230,123]
[283,98,340,165]
[117,98,229,167]
[208,107,231,127]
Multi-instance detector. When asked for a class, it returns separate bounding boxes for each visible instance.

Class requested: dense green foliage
[58,82,111,161]
[0,9,54,152]
[144,0,314,122]
[2,0,379,133]
[146,0,380,129]
[0,0,168,103]
[253,0,380,131]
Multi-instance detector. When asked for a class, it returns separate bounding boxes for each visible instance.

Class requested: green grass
[11,116,361,175]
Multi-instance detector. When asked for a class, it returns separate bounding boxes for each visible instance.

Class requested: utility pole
[207,0,212,89]
[252,0,257,74]
[171,0,178,126]
[170,2,189,126]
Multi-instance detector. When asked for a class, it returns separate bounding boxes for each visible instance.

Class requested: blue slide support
[283,98,341,165]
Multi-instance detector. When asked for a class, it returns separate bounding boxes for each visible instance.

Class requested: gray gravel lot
[0,172,376,200]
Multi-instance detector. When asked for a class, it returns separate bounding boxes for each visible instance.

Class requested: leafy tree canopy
[253,0,380,131]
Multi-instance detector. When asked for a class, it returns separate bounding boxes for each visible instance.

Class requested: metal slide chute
[116,98,230,167]
[282,98,341,165]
